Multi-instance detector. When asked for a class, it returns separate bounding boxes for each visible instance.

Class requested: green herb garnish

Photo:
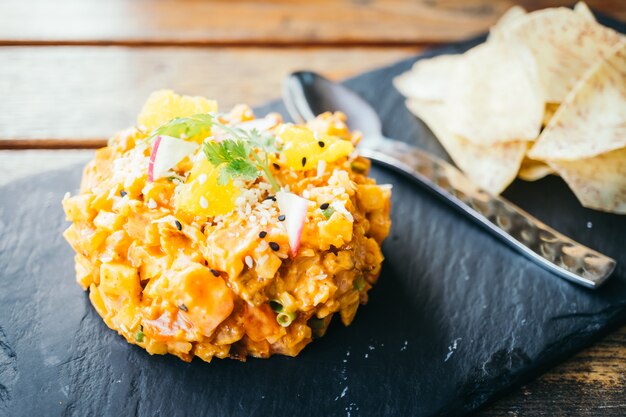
[354,275,366,291]
[277,311,296,327]
[269,300,284,313]
[203,122,281,191]
[149,113,282,191]
[350,160,368,174]
[150,114,214,140]
[321,206,335,219]
[135,325,145,343]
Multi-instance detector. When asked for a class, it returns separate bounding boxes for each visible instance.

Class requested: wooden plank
[3,149,626,414]
[0,0,624,46]
[0,46,416,148]
[477,326,626,416]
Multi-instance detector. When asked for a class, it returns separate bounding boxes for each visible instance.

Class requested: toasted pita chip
[407,99,527,194]
[446,39,543,144]
[574,1,595,21]
[393,54,461,101]
[518,157,555,181]
[549,148,626,214]
[489,5,527,40]
[529,43,626,161]
[503,8,623,103]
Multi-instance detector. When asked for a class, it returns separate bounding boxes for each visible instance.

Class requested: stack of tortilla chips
[395,2,625,214]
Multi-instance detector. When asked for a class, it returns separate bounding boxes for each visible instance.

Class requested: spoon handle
[361,137,616,289]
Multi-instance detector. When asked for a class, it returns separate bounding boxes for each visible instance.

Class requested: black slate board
[2,15,626,417]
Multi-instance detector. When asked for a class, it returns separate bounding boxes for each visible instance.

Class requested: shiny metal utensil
[282,71,616,289]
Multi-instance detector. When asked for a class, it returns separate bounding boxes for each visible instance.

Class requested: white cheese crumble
[147,198,157,209]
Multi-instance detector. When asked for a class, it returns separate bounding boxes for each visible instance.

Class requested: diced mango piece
[242,304,283,342]
[317,211,353,249]
[63,193,97,222]
[99,262,140,300]
[137,89,218,133]
[356,184,387,211]
[75,254,97,289]
[175,158,240,217]
[89,284,108,319]
[111,303,141,333]
[171,264,234,337]
[279,126,354,171]
[93,211,124,231]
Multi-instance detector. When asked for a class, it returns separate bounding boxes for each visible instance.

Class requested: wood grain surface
[0,46,416,147]
[2,0,625,414]
[1,0,624,46]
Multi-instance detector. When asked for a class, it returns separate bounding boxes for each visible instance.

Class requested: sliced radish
[148,135,199,182]
[276,191,309,257]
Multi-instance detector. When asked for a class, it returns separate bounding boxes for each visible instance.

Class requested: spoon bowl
[283,71,383,139]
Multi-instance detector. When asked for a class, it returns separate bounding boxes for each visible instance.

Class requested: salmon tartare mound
[63,90,391,362]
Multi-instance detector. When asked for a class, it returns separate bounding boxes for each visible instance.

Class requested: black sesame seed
[210,269,220,277]
[278,215,286,221]
[259,231,267,239]
[269,242,280,251]
[301,157,307,167]
[264,195,277,202]
[320,203,330,210]
[120,190,127,197]
[178,303,188,312]
[272,163,280,170]
[174,220,182,231]
[318,141,325,148]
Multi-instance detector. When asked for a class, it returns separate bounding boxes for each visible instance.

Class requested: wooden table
[2,1,625,414]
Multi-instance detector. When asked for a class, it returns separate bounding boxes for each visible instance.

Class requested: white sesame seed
[197,173,207,185]
[200,196,208,209]
[147,198,157,209]
[245,256,254,268]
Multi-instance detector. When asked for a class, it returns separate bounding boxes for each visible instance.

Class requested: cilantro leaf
[151,114,214,140]
[149,112,282,191]
[218,159,259,185]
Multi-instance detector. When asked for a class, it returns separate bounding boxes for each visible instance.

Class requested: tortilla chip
[529,43,626,161]
[502,8,623,103]
[489,5,527,40]
[574,1,595,21]
[518,157,555,181]
[446,39,543,144]
[393,54,461,101]
[407,99,527,194]
[548,148,626,214]
[542,102,560,127]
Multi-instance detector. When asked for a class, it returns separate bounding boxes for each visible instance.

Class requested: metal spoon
[282,71,616,289]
